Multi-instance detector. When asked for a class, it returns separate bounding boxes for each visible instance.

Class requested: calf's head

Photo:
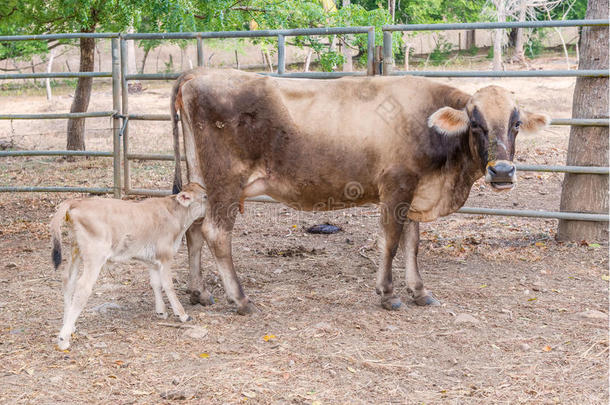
[175,182,208,220]
[428,85,549,191]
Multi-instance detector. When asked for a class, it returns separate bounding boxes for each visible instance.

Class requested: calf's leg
[186,220,215,306]
[402,221,440,306]
[58,253,105,350]
[158,261,191,322]
[149,268,167,318]
[61,245,81,327]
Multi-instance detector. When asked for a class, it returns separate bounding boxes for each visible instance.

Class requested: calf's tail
[50,201,70,270]
[171,78,183,194]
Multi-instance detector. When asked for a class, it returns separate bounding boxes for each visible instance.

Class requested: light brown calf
[50,183,207,350]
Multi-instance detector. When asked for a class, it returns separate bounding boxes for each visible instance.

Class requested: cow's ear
[428,107,470,136]
[519,111,550,134]
[176,191,194,207]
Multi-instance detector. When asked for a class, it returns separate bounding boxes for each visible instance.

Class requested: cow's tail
[50,201,70,270]
[171,78,183,194]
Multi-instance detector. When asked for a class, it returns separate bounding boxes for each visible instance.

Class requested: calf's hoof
[414,294,441,306]
[57,336,70,351]
[156,312,169,319]
[381,295,403,311]
[236,301,259,316]
[190,290,215,306]
[180,314,192,323]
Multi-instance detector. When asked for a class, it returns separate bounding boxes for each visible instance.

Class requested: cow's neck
[407,126,484,223]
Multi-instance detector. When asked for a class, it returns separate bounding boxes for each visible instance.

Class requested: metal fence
[0,20,608,223]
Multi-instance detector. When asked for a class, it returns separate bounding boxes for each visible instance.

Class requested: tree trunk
[304,48,313,72]
[342,0,353,72]
[140,48,150,74]
[557,0,609,242]
[127,28,142,94]
[512,0,527,63]
[492,1,505,71]
[388,0,396,22]
[66,36,95,151]
[45,49,55,101]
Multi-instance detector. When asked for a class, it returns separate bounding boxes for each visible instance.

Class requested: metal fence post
[196,36,204,67]
[111,38,121,198]
[277,35,285,74]
[367,27,375,76]
[382,31,393,76]
[120,36,130,194]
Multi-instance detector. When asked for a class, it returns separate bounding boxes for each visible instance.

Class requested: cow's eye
[515,120,522,129]
[470,120,479,129]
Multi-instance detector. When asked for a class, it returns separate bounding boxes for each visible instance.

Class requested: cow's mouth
[489,181,515,192]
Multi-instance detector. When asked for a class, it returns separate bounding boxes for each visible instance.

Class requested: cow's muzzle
[485,160,517,191]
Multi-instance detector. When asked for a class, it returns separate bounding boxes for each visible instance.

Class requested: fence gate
[0,21,608,224]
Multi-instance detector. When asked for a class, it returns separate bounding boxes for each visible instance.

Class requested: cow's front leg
[375,205,405,311]
[202,216,255,315]
[186,220,215,306]
[403,221,440,306]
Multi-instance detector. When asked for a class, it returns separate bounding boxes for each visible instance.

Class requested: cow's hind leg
[202,216,255,315]
[403,221,440,306]
[186,220,215,306]
[375,205,405,311]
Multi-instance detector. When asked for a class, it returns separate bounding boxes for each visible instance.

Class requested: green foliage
[319,50,345,71]
[525,33,544,59]
[429,35,452,65]
[464,44,478,56]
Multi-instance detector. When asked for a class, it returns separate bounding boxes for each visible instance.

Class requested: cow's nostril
[488,165,498,175]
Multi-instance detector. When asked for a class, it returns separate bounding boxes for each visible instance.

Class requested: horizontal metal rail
[551,118,609,127]
[0,186,112,194]
[0,111,116,120]
[125,114,609,127]
[457,207,608,222]
[516,164,609,174]
[127,153,184,161]
[383,19,609,31]
[0,72,111,80]
[121,151,608,175]
[123,27,373,41]
[390,69,608,78]
[128,114,172,121]
[126,71,368,82]
[0,150,113,157]
[0,33,119,41]
[121,190,609,222]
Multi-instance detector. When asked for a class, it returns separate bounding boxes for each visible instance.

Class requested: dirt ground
[1,55,608,404]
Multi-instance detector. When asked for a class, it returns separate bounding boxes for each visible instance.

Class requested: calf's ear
[428,107,470,136]
[519,111,550,134]
[176,191,193,207]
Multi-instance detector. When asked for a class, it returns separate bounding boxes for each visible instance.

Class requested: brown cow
[171,68,549,314]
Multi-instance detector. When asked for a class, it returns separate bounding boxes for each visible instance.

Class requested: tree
[557,0,608,241]
[6,0,194,151]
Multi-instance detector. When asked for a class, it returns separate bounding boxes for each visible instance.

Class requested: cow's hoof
[156,312,169,319]
[180,314,192,323]
[190,290,215,306]
[381,296,403,311]
[414,294,441,306]
[237,301,259,316]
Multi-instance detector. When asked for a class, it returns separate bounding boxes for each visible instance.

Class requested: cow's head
[428,86,549,191]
